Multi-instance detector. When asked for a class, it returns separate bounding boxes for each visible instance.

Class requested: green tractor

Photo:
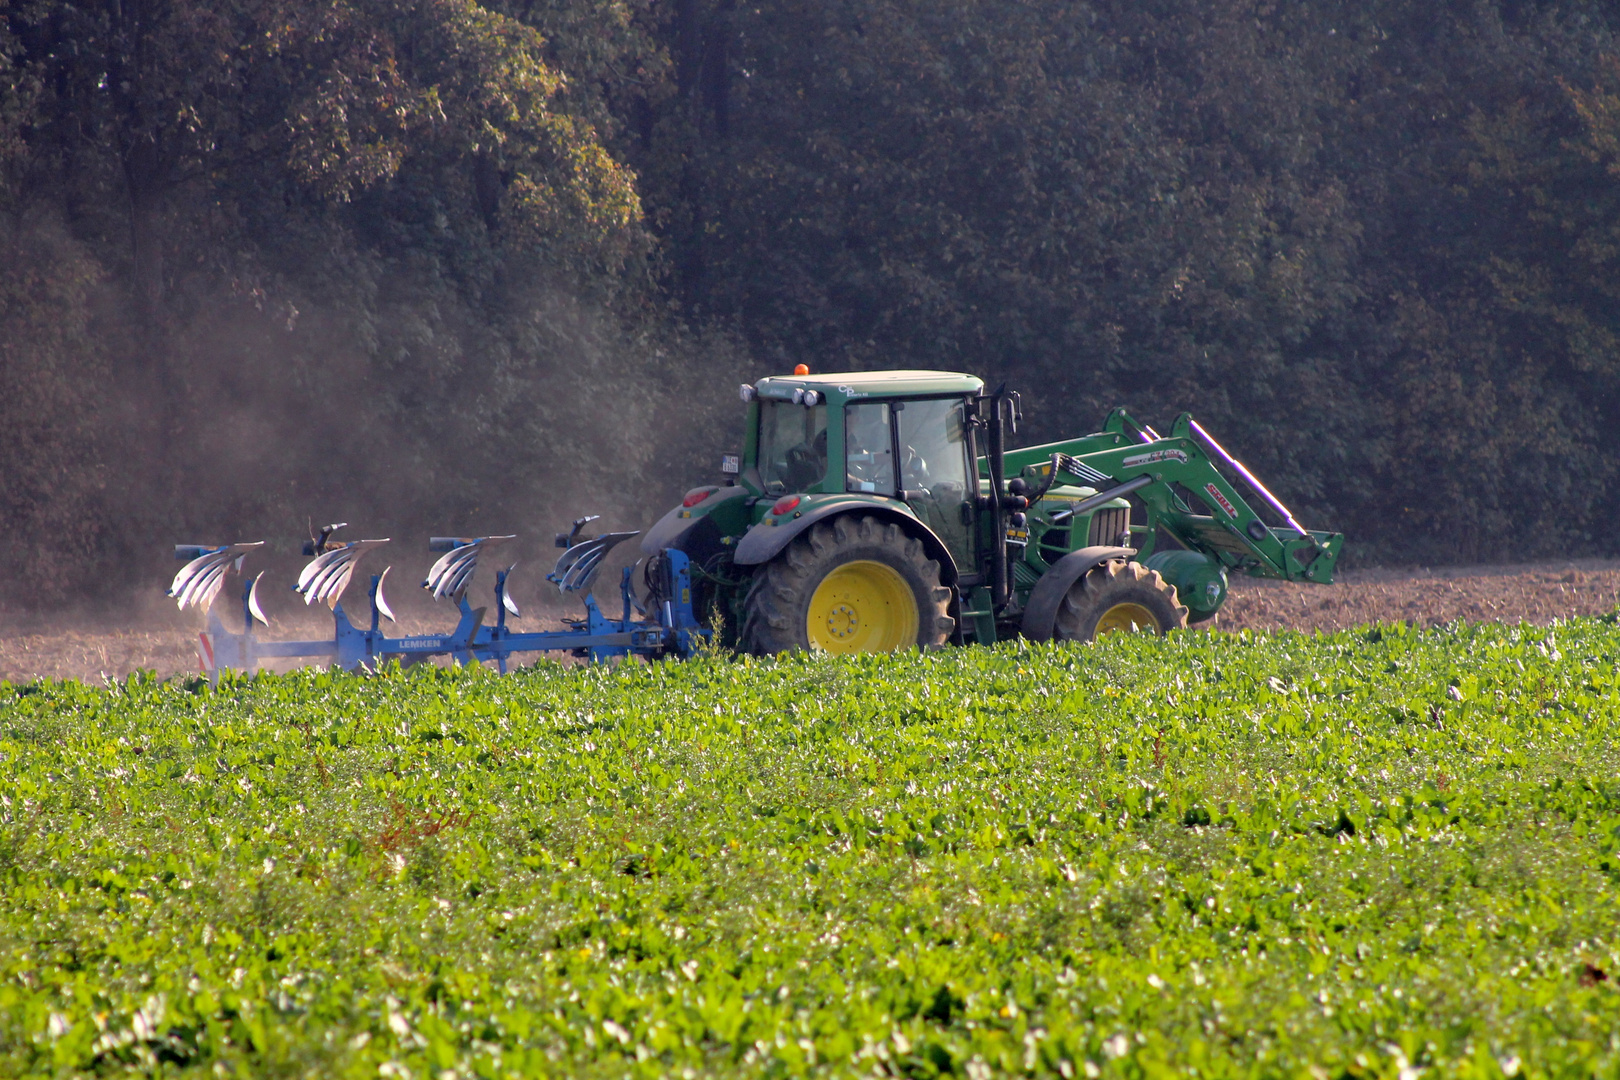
[640,369,1342,654]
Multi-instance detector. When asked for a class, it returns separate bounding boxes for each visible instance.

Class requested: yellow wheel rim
[1094,602,1161,636]
[806,560,919,653]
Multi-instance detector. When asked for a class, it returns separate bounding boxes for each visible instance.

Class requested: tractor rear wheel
[741,515,954,655]
[1053,558,1188,642]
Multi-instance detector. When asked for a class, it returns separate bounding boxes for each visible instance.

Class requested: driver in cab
[845,406,896,493]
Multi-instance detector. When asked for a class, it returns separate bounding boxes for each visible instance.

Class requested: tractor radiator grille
[1088,507,1132,549]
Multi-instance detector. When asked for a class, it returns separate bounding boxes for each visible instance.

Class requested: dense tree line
[637,0,1620,565]
[2,0,1618,608]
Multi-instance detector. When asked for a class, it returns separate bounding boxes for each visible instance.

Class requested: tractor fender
[640,485,751,558]
[734,501,960,586]
[1020,546,1137,642]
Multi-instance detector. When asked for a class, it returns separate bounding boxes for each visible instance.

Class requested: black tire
[1052,558,1189,642]
[740,514,954,655]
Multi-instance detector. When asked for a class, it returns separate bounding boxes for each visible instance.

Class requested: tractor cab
[745,371,983,490]
[740,370,985,568]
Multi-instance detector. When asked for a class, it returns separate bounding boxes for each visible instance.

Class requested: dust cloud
[0,254,751,656]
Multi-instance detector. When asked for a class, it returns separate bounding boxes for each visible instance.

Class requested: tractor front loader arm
[1040,411,1342,584]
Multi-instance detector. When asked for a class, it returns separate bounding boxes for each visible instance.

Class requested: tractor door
[895,398,977,570]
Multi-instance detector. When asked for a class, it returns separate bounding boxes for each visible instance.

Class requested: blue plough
[168,521,706,678]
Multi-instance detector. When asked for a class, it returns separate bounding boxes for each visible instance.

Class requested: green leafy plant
[2,620,1619,1076]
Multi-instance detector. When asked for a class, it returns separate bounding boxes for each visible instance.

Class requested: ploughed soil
[2,559,1618,685]
[1217,558,1620,635]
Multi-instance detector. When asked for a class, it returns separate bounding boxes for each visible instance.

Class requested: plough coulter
[169,366,1345,675]
[169,519,704,679]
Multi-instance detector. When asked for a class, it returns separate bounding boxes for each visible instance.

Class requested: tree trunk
[676,0,701,103]
[122,134,166,314]
[702,0,734,138]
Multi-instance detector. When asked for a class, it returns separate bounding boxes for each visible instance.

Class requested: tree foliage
[631,0,1620,564]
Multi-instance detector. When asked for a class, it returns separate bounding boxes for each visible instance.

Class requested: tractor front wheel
[1053,559,1189,642]
[741,515,954,655]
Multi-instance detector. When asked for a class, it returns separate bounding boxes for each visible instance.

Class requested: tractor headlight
[792,388,806,404]
[802,390,821,406]
[739,384,756,402]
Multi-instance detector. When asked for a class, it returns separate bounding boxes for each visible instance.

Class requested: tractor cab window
[896,398,971,497]
[758,400,828,495]
[845,402,896,494]
[896,398,974,565]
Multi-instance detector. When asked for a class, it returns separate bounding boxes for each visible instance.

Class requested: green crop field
[3,620,1620,1079]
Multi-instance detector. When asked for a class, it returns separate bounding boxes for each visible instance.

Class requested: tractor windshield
[757,401,829,494]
